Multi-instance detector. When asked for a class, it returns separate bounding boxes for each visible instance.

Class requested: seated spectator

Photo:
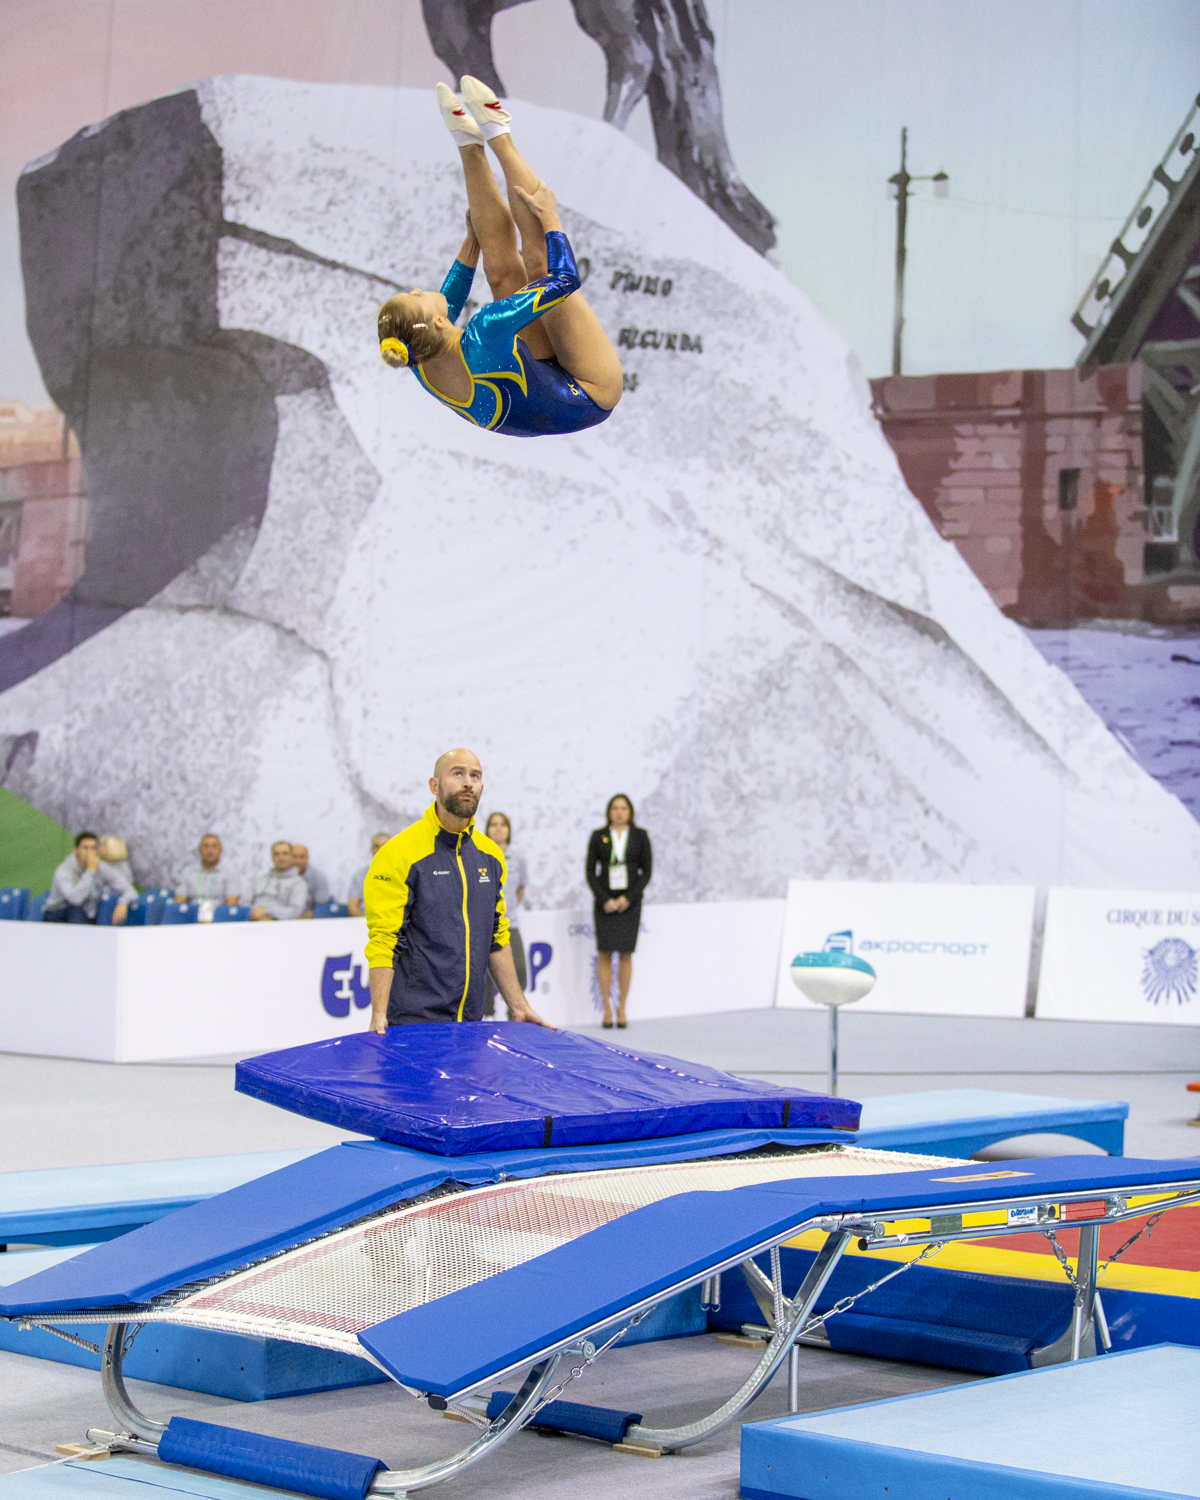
[176,834,240,920]
[347,832,390,917]
[249,841,306,922]
[291,844,330,914]
[44,831,134,925]
[99,835,135,889]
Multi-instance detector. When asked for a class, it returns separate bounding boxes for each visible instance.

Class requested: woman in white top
[585,794,653,1029]
[483,812,528,1017]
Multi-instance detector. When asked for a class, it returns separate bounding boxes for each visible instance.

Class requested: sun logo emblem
[1140,937,1198,1006]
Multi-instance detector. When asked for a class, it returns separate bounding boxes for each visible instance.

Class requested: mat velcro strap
[157,1418,385,1500]
[486,1390,641,1444]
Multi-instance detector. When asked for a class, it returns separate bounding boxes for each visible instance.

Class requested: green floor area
[0,787,74,895]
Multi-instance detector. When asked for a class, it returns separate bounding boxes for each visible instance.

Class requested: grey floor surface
[1,1007,1197,1498]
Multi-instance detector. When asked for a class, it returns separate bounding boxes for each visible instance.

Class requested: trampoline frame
[78,1170,1200,1496]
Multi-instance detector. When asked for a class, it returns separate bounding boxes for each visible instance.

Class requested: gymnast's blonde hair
[377,298,445,369]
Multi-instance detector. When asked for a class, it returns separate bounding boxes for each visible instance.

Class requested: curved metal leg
[626,1230,852,1453]
[370,1353,564,1495]
[102,1323,168,1439]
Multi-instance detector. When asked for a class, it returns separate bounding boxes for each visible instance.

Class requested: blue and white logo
[823,929,854,953]
[321,954,370,1018]
[1140,938,1198,1006]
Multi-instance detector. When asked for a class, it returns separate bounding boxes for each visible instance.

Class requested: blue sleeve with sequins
[440,260,477,324]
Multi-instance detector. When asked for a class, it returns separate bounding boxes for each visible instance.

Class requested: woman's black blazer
[586,826,653,906]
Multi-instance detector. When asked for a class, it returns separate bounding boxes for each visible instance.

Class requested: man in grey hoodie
[249,841,307,922]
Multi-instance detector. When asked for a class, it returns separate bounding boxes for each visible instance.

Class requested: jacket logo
[478,867,491,882]
[433,870,451,876]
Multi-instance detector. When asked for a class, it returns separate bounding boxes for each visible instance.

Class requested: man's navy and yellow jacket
[364,803,510,1024]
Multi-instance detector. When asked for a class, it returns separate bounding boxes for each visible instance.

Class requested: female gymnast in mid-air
[377,77,623,437]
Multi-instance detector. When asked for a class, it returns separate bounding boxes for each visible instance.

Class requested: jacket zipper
[455,832,470,1022]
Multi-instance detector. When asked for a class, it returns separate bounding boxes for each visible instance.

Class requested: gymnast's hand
[513,182,561,232]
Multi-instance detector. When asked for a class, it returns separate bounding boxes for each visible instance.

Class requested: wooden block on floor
[612,1442,661,1457]
[54,1444,109,1460]
[717,1333,768,1348]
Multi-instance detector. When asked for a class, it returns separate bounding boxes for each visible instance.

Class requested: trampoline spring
[38,1325,102,1356]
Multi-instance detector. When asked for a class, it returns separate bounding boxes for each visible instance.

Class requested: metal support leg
[370,1353,564,1495]
[787,1344,800,1414]
[625,1229,853,1453]
[1071,1224,1099,1362]
[102,1324,167,1439]
[829,1006,839,1097]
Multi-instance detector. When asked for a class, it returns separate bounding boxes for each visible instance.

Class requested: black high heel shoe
[602,1018,614,1029]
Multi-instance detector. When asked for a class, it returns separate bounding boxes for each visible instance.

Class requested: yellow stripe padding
[782,1228,1200,1299]
[455,833,470,1023]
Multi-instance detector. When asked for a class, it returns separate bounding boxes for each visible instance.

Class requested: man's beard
[440,789,479,818]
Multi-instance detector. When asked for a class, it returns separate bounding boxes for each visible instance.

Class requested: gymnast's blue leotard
[413,230,612,438]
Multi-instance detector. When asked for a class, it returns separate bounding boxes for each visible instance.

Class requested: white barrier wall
[773,880,1036,1017]
[0,899,786,1063]
[1036,887,1200,1026]
[0,918,374,1063]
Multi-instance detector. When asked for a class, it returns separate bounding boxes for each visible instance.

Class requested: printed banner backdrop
[1036,888,1200,1027]
[0,4,1198,956]
[774,880,1036,1018]
[521,898,785,1029]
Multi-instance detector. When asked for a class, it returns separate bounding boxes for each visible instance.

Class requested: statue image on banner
[1,44,1199,903]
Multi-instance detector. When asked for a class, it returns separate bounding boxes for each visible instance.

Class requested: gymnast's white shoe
[460,75,513,139]
[436,81,483,147]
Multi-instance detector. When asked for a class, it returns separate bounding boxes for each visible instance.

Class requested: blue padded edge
[485,1390,641,1443]
[0,1128,839,1315]
[157,1420,383,1500]
[358,1157,1200,1395]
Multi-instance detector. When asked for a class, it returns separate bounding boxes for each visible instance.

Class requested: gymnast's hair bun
[380,337,409,368]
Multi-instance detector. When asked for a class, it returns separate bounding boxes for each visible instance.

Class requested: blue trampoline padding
[358,1155,1200,1396]
[855,1089,1128,1158]
[157,1421,383,1500]
[485,1390,641,1443]
[0,1127,838,1316]
[234,1024,858,1154]
[741,1344,1200,1500]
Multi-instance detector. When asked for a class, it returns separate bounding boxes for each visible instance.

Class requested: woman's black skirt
[594,900,642,954]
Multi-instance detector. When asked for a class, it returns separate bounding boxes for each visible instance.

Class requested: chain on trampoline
[58,1146,959,1353]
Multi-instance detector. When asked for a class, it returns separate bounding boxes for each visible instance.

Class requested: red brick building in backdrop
[870,364,1198,626]
[0,400,86,617]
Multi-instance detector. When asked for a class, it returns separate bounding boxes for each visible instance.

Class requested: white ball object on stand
[789,952,876,1097]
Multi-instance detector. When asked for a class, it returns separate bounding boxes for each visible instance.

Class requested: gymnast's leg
[461,79,622,408]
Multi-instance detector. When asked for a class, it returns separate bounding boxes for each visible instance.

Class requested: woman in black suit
[585,794,652,1029]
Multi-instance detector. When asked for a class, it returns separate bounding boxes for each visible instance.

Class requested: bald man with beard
[365,748,551,1032]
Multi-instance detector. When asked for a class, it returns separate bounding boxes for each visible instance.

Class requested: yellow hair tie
[380,336,409,368]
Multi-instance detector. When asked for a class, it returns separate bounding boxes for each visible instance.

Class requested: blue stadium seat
[312,900,350,919]
[27,893,48,922]
[213,903,252,923]
[0,887,29,921]
[161,900,199,926]
[95,892,120,926]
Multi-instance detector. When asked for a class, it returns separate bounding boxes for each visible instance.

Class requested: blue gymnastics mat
[0,1458,269,1500]
[0,1151,323,1247]
[855,1088,1127,1157]
[742,1344,1200,1500]
[235,1024,858,1153]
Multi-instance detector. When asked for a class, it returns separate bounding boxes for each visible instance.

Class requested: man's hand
[513,182,561,231]
[488,945,556,1028]
[614,896,630,912]
[368,967,392,1036]
[603,898,620,913]
[249,906,272,922]
[112,902,128,927]
[83,848,100,873]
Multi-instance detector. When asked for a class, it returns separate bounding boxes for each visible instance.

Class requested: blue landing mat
[742,1344,1200,1500]
[855,1089,1128,1158]
[0,1152,323,1247]
[0,1459,278,1500]
[235,1024,858,1154]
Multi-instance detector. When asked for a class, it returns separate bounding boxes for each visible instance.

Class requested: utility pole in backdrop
[888,128,949,375]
